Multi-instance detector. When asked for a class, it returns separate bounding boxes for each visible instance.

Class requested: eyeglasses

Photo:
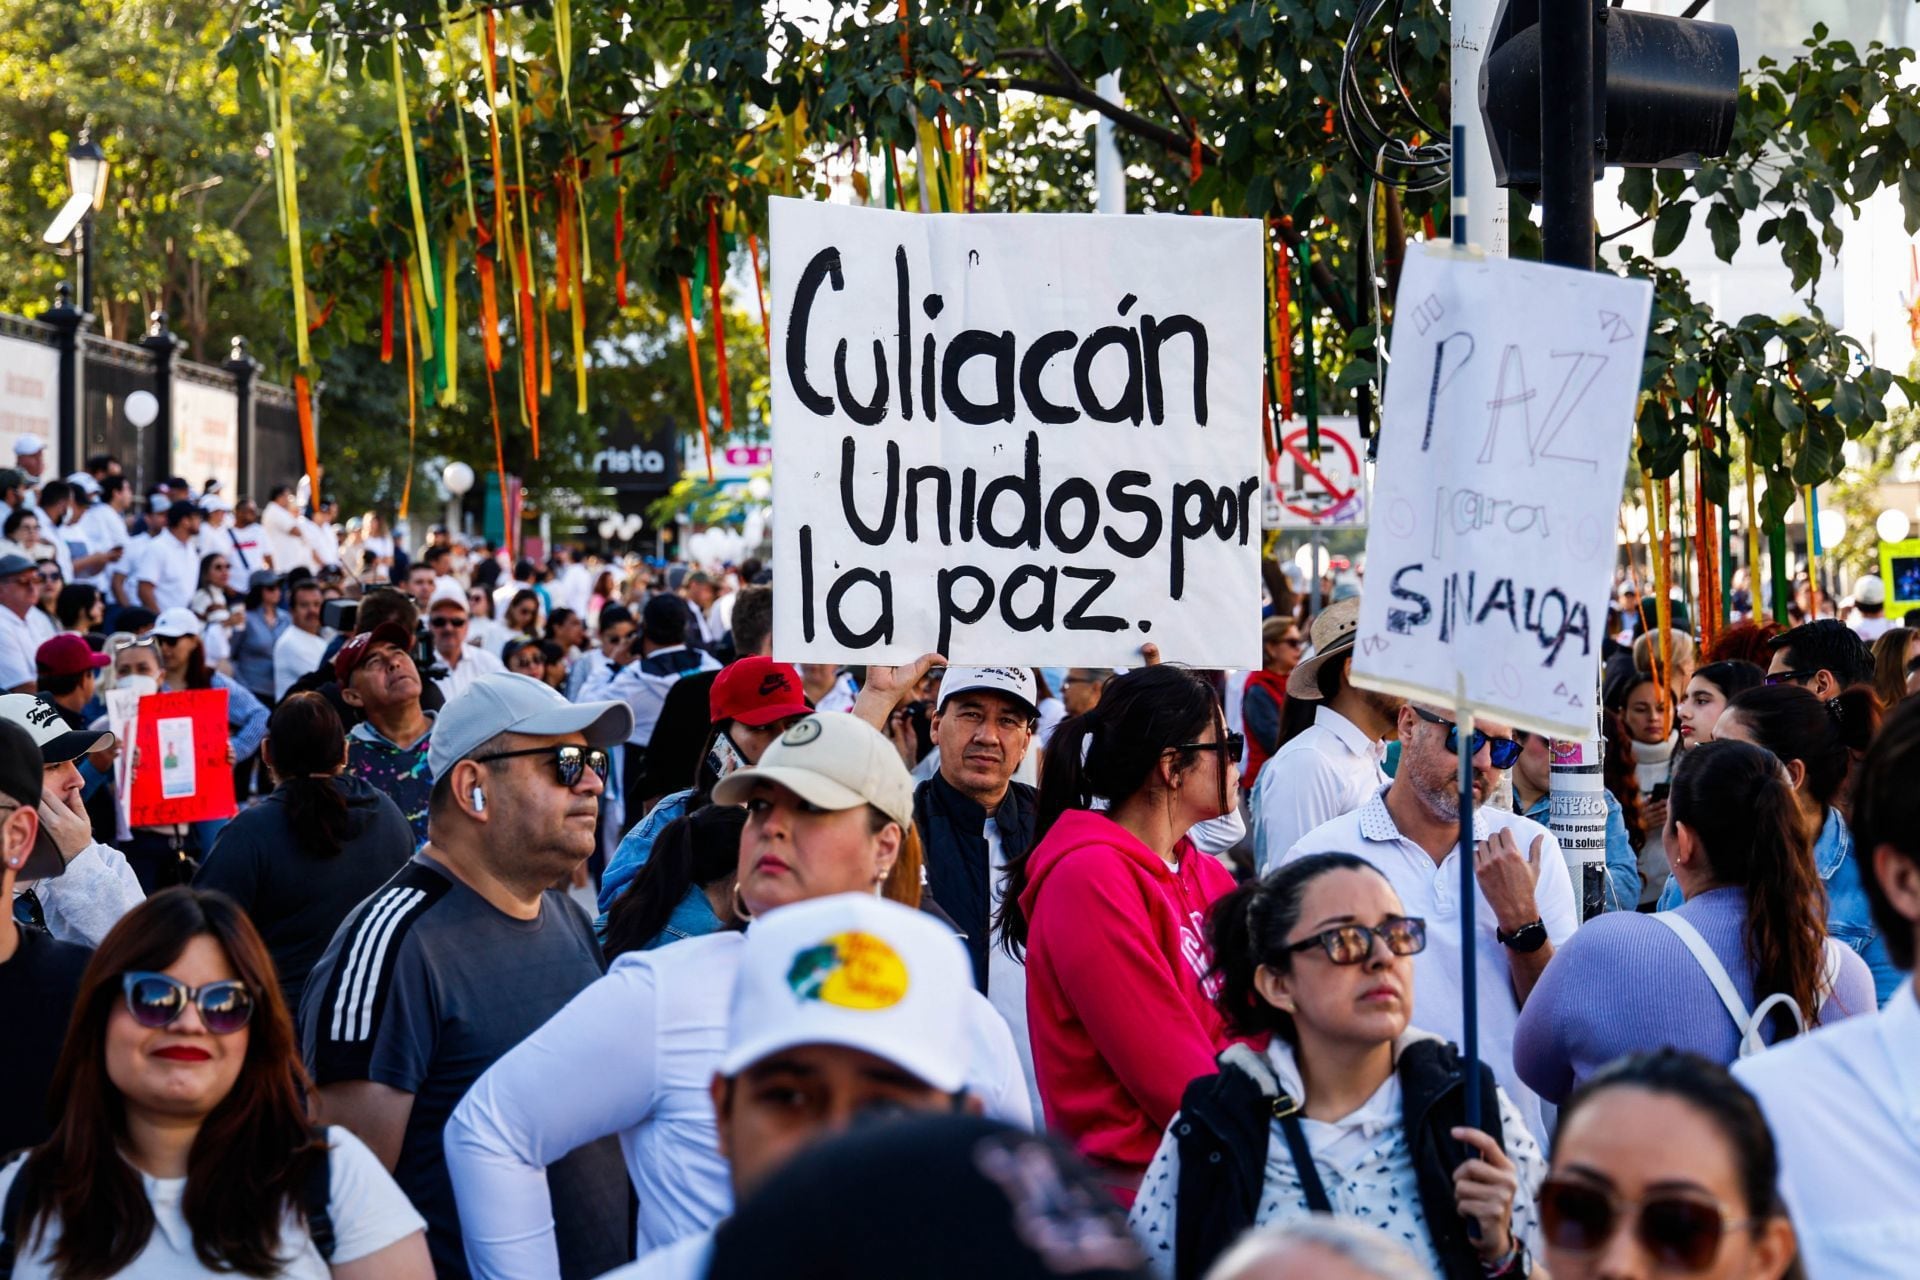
[1762,669,1815,687]
[1411,706,1522,769]
[429,616,467,629]
[1175,730,1246,760]
[1540,1177,1747,1273]
[1275,636,1305,648]
[154,633,190,647]
[1284,916,1427,964]
[472,744,611,787]
[121,971,255,1035]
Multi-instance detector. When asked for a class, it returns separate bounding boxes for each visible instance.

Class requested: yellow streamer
[441,231,460,406]
[439,7,479,229]
[571,166,590,281]
[263,69,287,238]
[553,0,572,120]
[501,12,535,302]
[391,35,438,309]
[407,248,435,362]
[276,53,311,370]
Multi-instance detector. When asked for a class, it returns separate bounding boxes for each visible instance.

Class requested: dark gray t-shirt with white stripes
[299,854,630,1280]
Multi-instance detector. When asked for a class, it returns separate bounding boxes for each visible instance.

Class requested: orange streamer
[399,266,417,518]
[477,254,502,372]
[379,262,395,363]
[678,276,714,482]
[748,232,770,357]
[293,374,320,509]
[706,206,732,437]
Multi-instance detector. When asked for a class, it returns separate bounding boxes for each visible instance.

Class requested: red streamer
[613,123,628,307]
[477,254,503,372]
[679,276,714,482]
[379,262,395,363]
[748,232,770,357]
[707,205,732,437]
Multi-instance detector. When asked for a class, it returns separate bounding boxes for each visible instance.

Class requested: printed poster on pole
[1350,245,1652,738]
[769,198,1265,668]
[1265,416,1368,529]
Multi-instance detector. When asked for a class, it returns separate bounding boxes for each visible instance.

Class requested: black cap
[0,719,62,883]
[706,1115,1149,1280]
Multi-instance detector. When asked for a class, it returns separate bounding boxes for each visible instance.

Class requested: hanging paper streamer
[612,123,628,307]
[538,284,553,399]
[293,374,320,507]
[706,206,733,437]
[484,367,510,536]
[570,176,588,414]
[380,262,395,363]
[1271,220,1294,420]
[678,276,714,482]
[275,54,311,371]
[438,6,479,229]
[405,250,434,366]
[440,231,460,407]
[399,265,417,519]
[747,232,771,356]
[390,34,438,310]
[519,245,540,449]
[1804,485,1822,621]
[477,251,503,371]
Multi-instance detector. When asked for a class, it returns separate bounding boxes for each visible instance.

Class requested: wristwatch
[1495,918,1548,953]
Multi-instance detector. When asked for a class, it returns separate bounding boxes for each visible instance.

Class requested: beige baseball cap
[712,712,915,828]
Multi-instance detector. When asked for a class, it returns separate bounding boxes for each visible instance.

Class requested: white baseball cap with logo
[712,712,915,828]
[934,666,1038,719]
[13,435,44,458]
[719,893,972,1093]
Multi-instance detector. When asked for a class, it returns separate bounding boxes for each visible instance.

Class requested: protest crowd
[1,426,1919,1280]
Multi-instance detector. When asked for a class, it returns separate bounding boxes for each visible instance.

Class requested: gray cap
[427,672,633,782]
[0,553,35,579]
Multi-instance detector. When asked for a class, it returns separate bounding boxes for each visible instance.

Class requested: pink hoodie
[1019,809,1238,1196]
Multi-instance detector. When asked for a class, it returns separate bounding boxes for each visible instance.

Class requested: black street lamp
[41,129,110,319]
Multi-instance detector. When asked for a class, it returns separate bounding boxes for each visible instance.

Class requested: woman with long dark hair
[1655,683,1898,1003]
[193,694,415,1008]
[999,665,1241,1201]
[0,888,430,1278]
[1869,625,1918,709]
[1515,740,1873,1102]
[601,805,750,959]
[1539,1051,1795,1279]
[1603,668,1679,906]
[230,571,288,707]
[1129,853,1543,1280]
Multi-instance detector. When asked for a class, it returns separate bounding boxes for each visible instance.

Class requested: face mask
[115,674,159,698]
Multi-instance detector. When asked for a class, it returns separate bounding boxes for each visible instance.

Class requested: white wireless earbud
[471,788,486,813]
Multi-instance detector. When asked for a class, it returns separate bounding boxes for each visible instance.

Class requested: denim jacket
[1659,806,1905,1006]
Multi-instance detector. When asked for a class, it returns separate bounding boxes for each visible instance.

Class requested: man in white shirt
[261,485,315,574]
[0,555,42,691]
[135,502,202,614]
[222,496,268,576]
[12,434,46,497]
[1280,702,1578,1148]
[272,578,330,698]
[301,497,343,569]
[1251,598,1401,871]
[577,896,992,1280]
[550,544,593,618]
[427,585,505,701]
[80,475,131,596]
[115,499,168,608]
[1735,699,1920,1276]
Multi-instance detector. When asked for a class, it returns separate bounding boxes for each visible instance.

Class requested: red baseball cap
[36,633,110,678]
[333,622,414,685]
[709,656,812,728]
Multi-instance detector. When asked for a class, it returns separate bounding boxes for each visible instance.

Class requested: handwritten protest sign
[1351,245,1651,738]
[128,689,235,827]
[769,198,1264,667]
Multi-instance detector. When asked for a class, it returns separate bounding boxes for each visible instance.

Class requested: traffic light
[1478,0,1740,192]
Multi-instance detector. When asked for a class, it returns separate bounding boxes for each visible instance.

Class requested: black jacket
[913,771,1036,992]
[1171,1038,1505,1280]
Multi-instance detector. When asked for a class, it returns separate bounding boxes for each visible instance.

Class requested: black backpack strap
[1171,1045,1287,1280]
[1271,1097,1334,1213]
[0,1155,39,1280]
[302,1134,336,1264]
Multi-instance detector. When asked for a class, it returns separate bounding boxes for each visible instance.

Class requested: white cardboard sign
[1350,246,1651,738]
[769,198,1264,667]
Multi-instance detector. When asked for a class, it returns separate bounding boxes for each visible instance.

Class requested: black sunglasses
[1285,916,1427,965]
[1411,706,1521,769]
[1540,1177,1748,1273]
[472,744,611,787]
[121,972,255,1035]
[1175,731,1246,760]
[1762,668,1815,687]
[429,615,467,628]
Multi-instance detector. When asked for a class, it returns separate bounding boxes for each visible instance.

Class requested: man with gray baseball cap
[300,672,635,1280]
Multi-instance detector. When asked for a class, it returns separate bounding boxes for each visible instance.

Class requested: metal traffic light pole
[1539,0,1599,269]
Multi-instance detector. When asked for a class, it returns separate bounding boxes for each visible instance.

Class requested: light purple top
[1513,886,1878,1105]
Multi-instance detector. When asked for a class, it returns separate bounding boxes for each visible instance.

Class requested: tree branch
[1597,211,1655,245]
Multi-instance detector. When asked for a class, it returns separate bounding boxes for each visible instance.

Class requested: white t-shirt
[444,927,1030,1279]
[433,644,507,702]
[985,816,1043,1122]
[0,1126,423,1279]
[79,503,128,590]
[0,606,38,689]
[273,626,329,699]
[118,531,154,605]
[137,532,201,613]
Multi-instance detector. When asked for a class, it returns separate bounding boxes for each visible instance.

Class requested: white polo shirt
[1735,979,1920,1275]
[136,530,200,612]
[78,502,128,590]
[1281,786,1579,1148]
[432,643,506,702]
[1252,705,1390,872]
[0,606,36,688]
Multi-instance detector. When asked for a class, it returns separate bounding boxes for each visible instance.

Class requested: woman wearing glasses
[1515,740,1874,1104]
[996,665,1243,1203]
[0,888,431,1278]
[1129,853,1543,1280]
[152,606,269,855]
[1539,1051,1795,1280]
[1240,617,1305,789]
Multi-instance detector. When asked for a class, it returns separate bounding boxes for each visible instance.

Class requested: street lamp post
[42,130,109,320]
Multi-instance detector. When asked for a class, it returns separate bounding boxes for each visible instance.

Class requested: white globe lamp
[442,461,476,496]
[1877,508,1911,543]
